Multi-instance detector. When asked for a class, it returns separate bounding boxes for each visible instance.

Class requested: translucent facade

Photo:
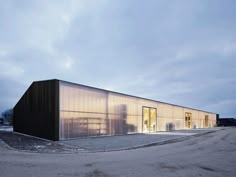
[59,81,217,140]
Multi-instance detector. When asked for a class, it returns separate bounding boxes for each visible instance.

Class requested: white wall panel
[59,81,217,139]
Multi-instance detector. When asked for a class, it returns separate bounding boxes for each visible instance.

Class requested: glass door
[185,112,192,128]
[142,107,157,132]
[150,108,157,132]
[143,107,150,132]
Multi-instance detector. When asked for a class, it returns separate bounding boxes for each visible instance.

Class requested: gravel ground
[0,131,83,153]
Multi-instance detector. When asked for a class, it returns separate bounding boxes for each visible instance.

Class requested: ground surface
[0,131,83,153]
[0,126,220,152]
[0,127,236,177]
[62,128,219,151]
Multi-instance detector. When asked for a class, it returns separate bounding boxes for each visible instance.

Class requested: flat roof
[36,79,217,115]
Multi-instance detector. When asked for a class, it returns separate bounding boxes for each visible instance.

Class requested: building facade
[14,79,217,141]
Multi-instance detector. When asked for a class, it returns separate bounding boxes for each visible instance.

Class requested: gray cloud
[0,0,236,117]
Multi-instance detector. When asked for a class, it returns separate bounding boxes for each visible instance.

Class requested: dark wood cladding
[13,80,59,141]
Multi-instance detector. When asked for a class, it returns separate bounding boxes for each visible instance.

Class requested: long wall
[59,81,217,140]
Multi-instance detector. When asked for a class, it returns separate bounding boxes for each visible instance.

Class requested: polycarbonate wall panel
[197,112,205,128]
[108,93,147,134]
[157,104,180,131]
[60,82,142,139]
[158,103,173,118]
[173,106,184,118]
[59,82,108,139]
[174,118,185,130]
[209,113,217,127]
[59,81,217,139]
[60,82,107,113]
[60,111,108,139]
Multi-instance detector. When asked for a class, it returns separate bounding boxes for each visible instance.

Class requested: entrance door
[142,107,157,132]
[185,112,192,128]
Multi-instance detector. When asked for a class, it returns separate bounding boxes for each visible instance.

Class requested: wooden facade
[13,80,59,140]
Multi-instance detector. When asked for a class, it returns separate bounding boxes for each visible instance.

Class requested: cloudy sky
[0,0,236,117]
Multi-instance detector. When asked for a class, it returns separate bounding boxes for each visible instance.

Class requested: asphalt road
[0,127,235,177]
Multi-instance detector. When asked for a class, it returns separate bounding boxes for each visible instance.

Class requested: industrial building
[13,79,217,141]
